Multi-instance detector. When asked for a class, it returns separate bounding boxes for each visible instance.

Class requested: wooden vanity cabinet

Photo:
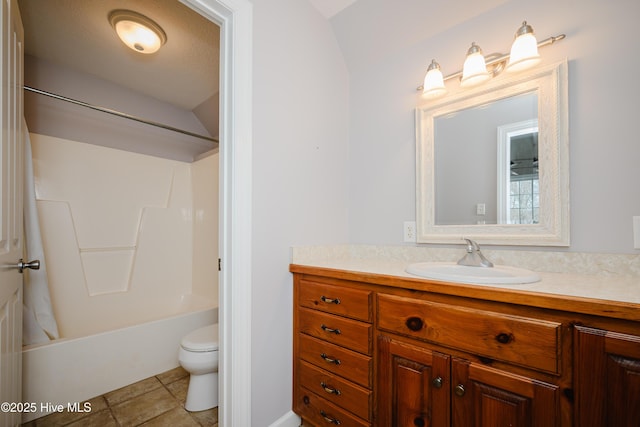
[291,265,640,427]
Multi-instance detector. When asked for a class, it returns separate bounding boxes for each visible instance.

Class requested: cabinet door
[574,326,640,427]
[377,336,450,427]
[451,358,559,427]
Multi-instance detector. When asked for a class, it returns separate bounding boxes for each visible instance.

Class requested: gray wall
[250,0,350,423]
[341,0,640,253]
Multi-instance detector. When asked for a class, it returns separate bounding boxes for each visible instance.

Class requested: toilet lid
[181,324,219,352]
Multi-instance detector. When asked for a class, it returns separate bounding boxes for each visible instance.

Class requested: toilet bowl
[178,324,219,412]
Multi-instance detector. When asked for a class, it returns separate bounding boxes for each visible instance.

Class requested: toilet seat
[181,324,219,352]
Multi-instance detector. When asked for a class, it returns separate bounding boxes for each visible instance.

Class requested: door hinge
[218,258,222,271]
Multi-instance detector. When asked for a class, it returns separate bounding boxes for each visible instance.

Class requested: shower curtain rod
[23,85,219,144]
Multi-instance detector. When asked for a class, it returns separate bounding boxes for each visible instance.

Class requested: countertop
[290,257,640,322]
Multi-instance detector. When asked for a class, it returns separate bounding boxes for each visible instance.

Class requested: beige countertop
[290,245,640,321]
[292,257,640,304]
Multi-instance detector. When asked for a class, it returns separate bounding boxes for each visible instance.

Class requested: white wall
[341,0,640,253]
[250,0,350,423]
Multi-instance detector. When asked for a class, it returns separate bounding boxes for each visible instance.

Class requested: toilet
[178,324,219,412]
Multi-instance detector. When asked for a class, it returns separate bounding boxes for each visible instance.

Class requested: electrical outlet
[403,221,417,243]
[476,203,486,216]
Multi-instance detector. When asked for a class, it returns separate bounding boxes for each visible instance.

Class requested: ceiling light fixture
[109,10,167,54]
[418,21,565,99]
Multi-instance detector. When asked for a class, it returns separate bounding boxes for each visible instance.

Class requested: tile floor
[22,367,217,427]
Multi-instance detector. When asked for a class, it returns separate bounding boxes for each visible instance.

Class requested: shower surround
[22,133,218,421]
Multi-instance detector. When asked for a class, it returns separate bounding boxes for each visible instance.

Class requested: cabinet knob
[454,384,466,397]
[432,376,443,389]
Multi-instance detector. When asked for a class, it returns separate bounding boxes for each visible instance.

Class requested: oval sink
[406,262,540,285]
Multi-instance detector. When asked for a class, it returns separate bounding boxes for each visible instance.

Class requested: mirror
[416,60,569,246]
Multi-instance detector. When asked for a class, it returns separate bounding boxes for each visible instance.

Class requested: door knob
[13,259,40,273]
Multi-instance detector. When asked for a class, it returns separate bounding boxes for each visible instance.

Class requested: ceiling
[307,0,358,18]
[18,0,220,112]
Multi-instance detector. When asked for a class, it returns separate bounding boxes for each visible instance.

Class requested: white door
[0,0,24,425]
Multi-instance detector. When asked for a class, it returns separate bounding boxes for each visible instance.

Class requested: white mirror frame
[415,60,569,246]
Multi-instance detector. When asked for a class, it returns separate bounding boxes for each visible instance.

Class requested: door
[451,358,559,427]
[0,0,24,425]
[574,325,640,427]
[377,335,451,427]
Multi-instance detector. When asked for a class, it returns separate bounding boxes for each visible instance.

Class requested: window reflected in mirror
[497,118,539,224]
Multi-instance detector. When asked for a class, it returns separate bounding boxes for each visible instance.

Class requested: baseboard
[269,410,301,427]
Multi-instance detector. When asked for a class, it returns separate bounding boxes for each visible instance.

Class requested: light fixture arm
[417,33,565,91]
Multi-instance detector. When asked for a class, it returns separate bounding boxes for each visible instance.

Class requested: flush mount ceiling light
[109,10,167,54]
[418,21,565,99]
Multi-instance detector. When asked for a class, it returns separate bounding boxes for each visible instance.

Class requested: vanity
[290,258,640,426]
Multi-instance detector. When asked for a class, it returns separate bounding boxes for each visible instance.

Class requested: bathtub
[21,297,217,423]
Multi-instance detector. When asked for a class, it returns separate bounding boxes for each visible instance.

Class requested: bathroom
[17,0,221,423]
[4,0,639,425]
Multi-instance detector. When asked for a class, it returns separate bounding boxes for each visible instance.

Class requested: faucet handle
[462,238,479,252]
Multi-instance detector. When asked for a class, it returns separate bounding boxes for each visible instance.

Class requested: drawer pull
[320,295,341,305]
[320,353,341,365]
[405,316,424,332]
[320,410,341,425]
[495,332,514,344]
[320,382,342,395]
[321,324,341,335]
[454,384,466,397]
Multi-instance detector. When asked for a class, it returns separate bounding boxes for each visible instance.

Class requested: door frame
[181,1,252,425]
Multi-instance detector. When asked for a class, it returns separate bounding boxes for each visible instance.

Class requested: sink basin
[406,262,541,285]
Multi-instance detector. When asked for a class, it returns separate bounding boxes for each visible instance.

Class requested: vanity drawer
[295,388,370,427]
[299,334,372,388]
[377,293,561,373]
[298,360,372,421]
[299,279,372,321]
[299,307,372,355]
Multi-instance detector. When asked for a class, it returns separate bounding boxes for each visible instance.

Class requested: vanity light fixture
[422,59,447,98]
[109,10,167,54]
[507,21,541,72]
[418,21,565,98]
[460,42,491,88]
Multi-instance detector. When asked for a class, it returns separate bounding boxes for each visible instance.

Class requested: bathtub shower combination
[22,133,219,422]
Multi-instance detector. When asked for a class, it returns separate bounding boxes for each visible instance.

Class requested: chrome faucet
[457,238,494,268]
